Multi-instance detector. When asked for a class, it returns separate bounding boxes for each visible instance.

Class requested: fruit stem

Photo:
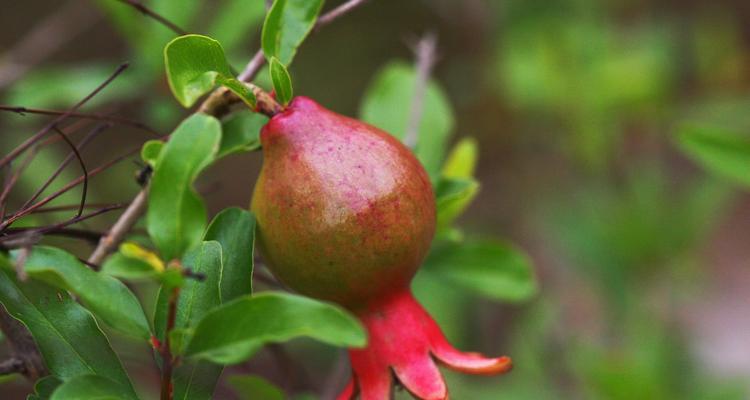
[198,83,282,119]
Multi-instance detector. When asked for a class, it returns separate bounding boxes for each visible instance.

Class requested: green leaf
[101,243,164,282]
[0,257,136,397]
[141,140,164,167]
[147,113,221,261]
[261,0,324,65]
[219,111,264,157]
[18,246,150,340]
[204,208,256,300]
[360,62,455,176]
[442,137,478,179]
[184,292,366,364]
[677,125,750,187]
[50,374,134,400]
[435,177,480,229]
[154,241,224,400]
[424,238,537,302]
[28,376,62,400]
[269,57,293,106]
[228,375,284,400]
[164,34,255,108]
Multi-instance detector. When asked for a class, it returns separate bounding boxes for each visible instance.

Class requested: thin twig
[403,33,438,149]
[0,63,129,169]
[0,147,39,217]
[316,0,368,29]
[115,0,188,36]
[3,227,105,245]
[51,126,88,219]
[0,105,159,135]
[31,202,123,214]
[21,123,108,211]
[0,205,123,248]
[160,287,180,400]
[1,146,139,231]
[88,190,147,265]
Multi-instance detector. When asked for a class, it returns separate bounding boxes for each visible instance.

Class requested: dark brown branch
[1,147,139,231]
[30,203,123,214]
[404,33,438,149]
[2,227,105,247]
[0,63,129,169]
[115,0,188,36]
[0,205,123,248]
[0,147,39,219]
[51,126,88,219]
[21,124,107,211]
[0,106,159,135]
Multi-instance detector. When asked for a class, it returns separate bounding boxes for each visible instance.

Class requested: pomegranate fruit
[251,96,511,400]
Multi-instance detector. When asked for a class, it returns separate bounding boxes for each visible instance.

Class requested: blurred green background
[2,0,750,398]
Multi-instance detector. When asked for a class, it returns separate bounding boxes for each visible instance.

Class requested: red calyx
[336,290,512,400]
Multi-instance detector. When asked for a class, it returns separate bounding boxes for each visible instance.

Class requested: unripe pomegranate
[252,97,511,400]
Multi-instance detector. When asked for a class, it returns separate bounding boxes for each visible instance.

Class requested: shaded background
[1,0,750,398]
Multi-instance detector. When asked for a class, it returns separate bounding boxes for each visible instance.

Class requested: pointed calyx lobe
[251,97,511,399]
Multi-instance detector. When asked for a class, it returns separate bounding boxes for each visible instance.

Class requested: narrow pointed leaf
[269,57,293,106]
[147,113,221,261]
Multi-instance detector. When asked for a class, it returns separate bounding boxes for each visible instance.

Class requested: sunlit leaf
[164,34,255,108]
[442,137,478,179]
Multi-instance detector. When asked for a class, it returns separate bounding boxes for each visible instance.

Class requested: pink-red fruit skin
[251,96,436,309]
[251,96,511,400]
